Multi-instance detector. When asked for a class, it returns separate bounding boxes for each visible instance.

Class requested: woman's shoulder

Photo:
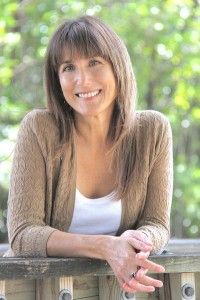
[20,108,58,133]
[136,110,170,126]
[134,110,172,146]
[18,108,60,145]
[21,108,56,126]
[135,110,171,134]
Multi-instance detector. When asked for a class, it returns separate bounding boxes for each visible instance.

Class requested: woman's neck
[74,112,112,148]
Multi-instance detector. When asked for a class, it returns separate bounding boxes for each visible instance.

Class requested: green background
[0,0,200,242]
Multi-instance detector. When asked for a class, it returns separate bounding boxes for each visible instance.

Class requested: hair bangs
[53,20,110,71]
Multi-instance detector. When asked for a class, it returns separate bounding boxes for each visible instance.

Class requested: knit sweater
[5,109,173,257]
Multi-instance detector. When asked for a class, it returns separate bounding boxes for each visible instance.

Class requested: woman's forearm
[46,230,113,259]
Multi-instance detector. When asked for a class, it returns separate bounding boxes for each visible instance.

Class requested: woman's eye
[89,60,100,67]
[64,64,75,72]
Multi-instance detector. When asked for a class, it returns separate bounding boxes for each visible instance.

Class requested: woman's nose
[75,69,92,85]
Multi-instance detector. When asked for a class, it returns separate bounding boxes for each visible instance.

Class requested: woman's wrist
[95,235,117,260]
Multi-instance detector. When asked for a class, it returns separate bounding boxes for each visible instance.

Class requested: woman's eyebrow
[60,60,73,65]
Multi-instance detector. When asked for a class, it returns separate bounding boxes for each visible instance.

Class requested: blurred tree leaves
[0,0,200,241]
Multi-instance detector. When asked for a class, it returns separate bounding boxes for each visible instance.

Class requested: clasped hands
[105,230,165,293]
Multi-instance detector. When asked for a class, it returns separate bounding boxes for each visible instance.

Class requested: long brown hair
[44,15,137,197]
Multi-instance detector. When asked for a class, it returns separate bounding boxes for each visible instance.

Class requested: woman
[6,16,173,294]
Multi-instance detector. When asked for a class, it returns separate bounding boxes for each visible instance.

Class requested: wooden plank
[195,273,200,299]
[99,275,121,300]
[0,254,200,280]
[3,279,35,300]
[0,281,5,300]
[181,273,195,300]
[35,278,59,300]
[59,276,73,300]
[0,257,112,280]
[98,276,150,300]
[151,255,200,274]
[77,296,99,300]
[167,239,200,254]
[73,276,99,299]
[169,273,181,300]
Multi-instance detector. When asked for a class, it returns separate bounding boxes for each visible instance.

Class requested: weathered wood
[0,281,5,300]
[0,254,200,280]
[99,275,122,300]
[167,239,200,254]
[0,257,112,280]
[98,276,157,300]
[195,272,200,299]
[59,276,73,300]
[181,273,195,300]
[3,279,35,300]
[151,255,200,274]
[73,276,99,299]
[168,274,180,300]
[35,278,59,300]
[0,240,200,300]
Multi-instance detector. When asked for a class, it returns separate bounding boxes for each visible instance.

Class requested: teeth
[78,90,100,98]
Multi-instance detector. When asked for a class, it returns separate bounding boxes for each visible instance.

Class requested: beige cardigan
[5,109,173,257]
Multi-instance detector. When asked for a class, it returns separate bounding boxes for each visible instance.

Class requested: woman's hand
[120,230,164,293]
[122,251,164,293]
[120,230,152,247]
[103,231,164,293]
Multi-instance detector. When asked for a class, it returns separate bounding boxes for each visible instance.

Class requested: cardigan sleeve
[136,114,173,253]
[6,112,57,257]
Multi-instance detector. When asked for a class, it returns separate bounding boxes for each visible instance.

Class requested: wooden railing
[0,239,199,300]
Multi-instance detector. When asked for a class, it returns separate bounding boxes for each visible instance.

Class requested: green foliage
[0,0,200,241]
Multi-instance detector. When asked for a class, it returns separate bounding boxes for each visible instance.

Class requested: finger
[136,251,150,259]
[128,278,155,293]
[136,268,163,288]
[135,253,165,273]
[136,267,148,277]
[122,282,137,293]
[128,238,152,252]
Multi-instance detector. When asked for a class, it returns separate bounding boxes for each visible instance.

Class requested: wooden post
[36,278,59,300]
[181,273,195,300]
[59,277,73,300]
[99,275,122,300]
[99,276,152,300]
[0,281,6,300]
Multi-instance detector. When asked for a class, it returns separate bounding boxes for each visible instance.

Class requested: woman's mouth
[76,89,101,99]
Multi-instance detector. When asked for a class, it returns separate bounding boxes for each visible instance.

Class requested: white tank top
[68,189,122,236]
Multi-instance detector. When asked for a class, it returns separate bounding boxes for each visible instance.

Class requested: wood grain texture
[195,273,200,300]
[35,278,59,300]
[73,276,99,299]
[59,276,73,299]
[0,254,200,280]
[0,281,5,300]
[3,279,35,300]
[99,275,121,300]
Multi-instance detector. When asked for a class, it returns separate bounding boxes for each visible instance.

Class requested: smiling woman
[5,16,173,295]
[58,55,117,118]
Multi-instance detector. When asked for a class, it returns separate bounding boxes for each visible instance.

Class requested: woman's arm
[7,111,57,257]
[136,114,173,253]
[47,229,164,293]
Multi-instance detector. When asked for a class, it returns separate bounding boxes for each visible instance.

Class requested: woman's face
[58,50,117,119]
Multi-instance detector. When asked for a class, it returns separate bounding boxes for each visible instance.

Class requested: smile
[76,90,101,98]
